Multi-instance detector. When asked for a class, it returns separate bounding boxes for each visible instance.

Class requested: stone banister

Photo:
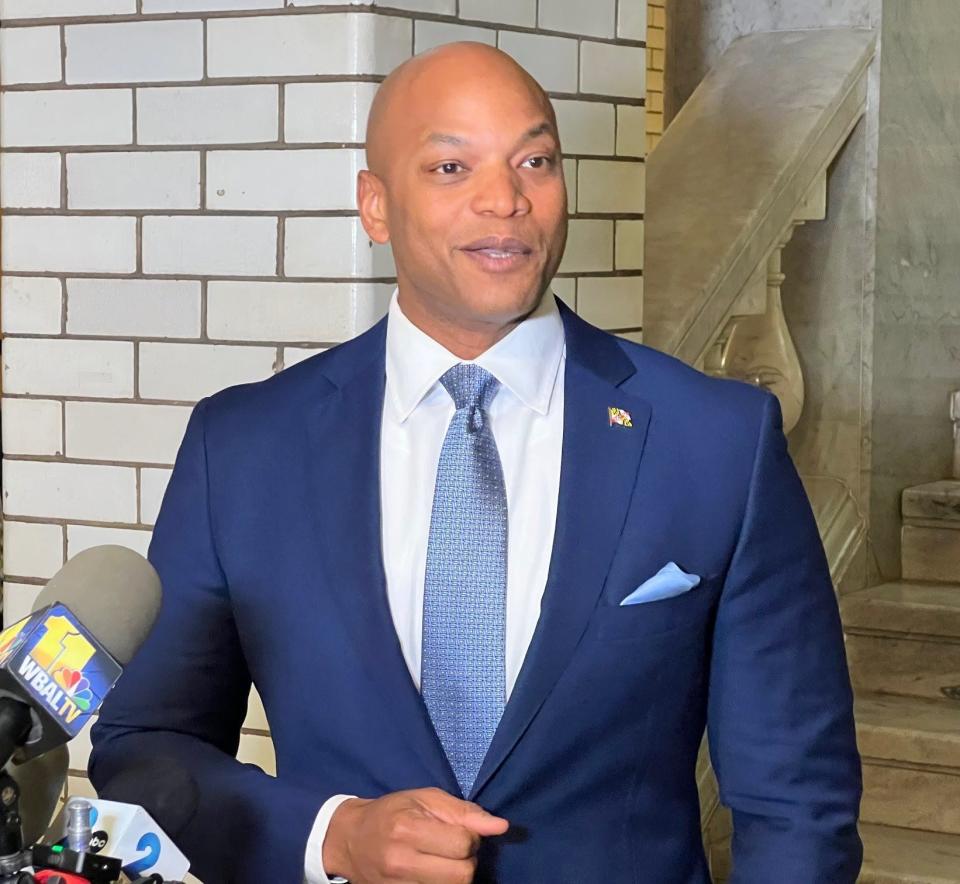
[644,28,877,431]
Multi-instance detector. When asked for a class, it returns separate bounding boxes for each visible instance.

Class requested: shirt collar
[385,287,565,423]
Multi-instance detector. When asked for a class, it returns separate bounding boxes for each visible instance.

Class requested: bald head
[355,40,568,360]
[365,42,558,179]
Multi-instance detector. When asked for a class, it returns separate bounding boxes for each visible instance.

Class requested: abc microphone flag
[0,602,122,760]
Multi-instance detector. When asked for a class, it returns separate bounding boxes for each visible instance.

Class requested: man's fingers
[402,814,481,860]
[415,787,510,836]
[385,850,477,884]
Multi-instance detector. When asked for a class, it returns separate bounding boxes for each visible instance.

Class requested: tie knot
[440,363,500,420]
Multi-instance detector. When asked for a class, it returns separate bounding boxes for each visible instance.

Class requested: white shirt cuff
[304,794,357,884]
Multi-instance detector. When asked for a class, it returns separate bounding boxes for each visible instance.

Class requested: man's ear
[357,169,390,244]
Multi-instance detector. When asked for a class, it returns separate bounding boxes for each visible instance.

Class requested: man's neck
[396,293,535,361]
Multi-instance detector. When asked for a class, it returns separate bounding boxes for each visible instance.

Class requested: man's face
[360,56,568,336]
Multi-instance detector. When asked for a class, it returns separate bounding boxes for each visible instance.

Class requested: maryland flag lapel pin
[608,406,633,428]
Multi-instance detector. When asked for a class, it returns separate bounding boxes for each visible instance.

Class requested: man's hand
[322,787,509,883]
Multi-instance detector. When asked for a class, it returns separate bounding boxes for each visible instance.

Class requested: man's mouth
[460,237,534,272]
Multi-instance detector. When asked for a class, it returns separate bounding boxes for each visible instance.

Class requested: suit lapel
[470,305,652,798]
[304,321,459,793]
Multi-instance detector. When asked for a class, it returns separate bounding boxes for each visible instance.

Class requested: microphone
[43,757,196,883]
[0,545,162,767]
[5,745,68,846]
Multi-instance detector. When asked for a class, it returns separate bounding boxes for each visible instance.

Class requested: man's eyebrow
[423,122,558,149]
[426,132,468,146]
[518,122,557,145]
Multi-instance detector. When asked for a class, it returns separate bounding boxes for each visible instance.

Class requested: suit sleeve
[707,392,863,883]
[89,398,325,884]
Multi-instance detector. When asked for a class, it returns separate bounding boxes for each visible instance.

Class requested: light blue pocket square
[620,562,701,605]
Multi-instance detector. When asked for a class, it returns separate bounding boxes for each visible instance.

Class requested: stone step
[902,524,960,583]
[843,582,960,638]
[843,583,960,701]
[859,823,960,883]
[856,694,960,769]
[903,480,960,523]
[861,760,960,836]
[857,694,960,836]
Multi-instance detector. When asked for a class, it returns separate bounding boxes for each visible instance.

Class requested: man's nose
[470,165,532,217]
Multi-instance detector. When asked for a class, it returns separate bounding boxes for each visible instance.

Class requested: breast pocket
[587,576,720,642]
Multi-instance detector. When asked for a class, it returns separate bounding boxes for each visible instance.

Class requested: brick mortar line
[6,454,176,469]
[0,7,646,51]
[136,465,143,524]
[0,81,646,107]
[276,216,284,277]
[1,268,642,282]
[3,394,201,406]
[3,331,367,345]
[58,23,67,85]
[1,147,647,162]
[2,515,156,530]
[133,340,140,398]
[200,279,209,341]
[2,209,645,218]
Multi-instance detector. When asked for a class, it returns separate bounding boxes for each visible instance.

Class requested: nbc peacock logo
[53,667,94,713]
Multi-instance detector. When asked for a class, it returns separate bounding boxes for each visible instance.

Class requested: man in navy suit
[90,42,862,883]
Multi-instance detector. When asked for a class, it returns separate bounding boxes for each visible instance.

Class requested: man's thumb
[461,805,510,836]
[422,791,509,835]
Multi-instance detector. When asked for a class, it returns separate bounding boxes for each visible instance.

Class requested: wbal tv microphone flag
[0,603,122,759]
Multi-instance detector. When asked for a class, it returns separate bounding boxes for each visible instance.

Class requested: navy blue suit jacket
[90,301,862,883]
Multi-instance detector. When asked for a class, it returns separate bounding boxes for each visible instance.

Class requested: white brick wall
[284,82,376,144]
[138,85,279,145]
[1,398,63,456]
[138,342,276,401]
[0,153,61,208]
[496,31,579,93]
[539,0,617,39]
[1,0,646,825]
[0,90,132,147]
[142,216,278,276]
[0,0,135,17]
[2,216,137,273]
[65,21,204,85]
[2,521,64,581]
[0,276,62,334]
[207,149,359,211]
[459,0,535,28]
[0,26,62,85]
[3,460,138,522]
[65,402,192,463]
[3,339,134,397]
[67,151,201,210]
[66,279,202,338]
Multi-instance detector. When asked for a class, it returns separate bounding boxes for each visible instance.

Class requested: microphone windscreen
[8,744,69,845]
[32,545,162,666]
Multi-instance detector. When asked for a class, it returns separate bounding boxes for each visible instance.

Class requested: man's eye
[436,162,464,174]
[523,155,554,169]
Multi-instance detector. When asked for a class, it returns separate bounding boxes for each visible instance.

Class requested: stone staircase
[843,478,960,881]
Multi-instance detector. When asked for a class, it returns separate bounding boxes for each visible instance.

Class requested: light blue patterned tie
[421,363,507,795]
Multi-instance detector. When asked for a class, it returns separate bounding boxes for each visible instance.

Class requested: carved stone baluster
[952,391,960,480]
[703,223,806,433]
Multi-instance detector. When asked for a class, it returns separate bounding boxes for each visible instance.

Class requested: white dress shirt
[305,289,566,883]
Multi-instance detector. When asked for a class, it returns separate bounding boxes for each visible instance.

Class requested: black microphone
[0,545,162,767]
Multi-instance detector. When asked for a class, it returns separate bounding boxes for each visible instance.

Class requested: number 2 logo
[122,832,162,877]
